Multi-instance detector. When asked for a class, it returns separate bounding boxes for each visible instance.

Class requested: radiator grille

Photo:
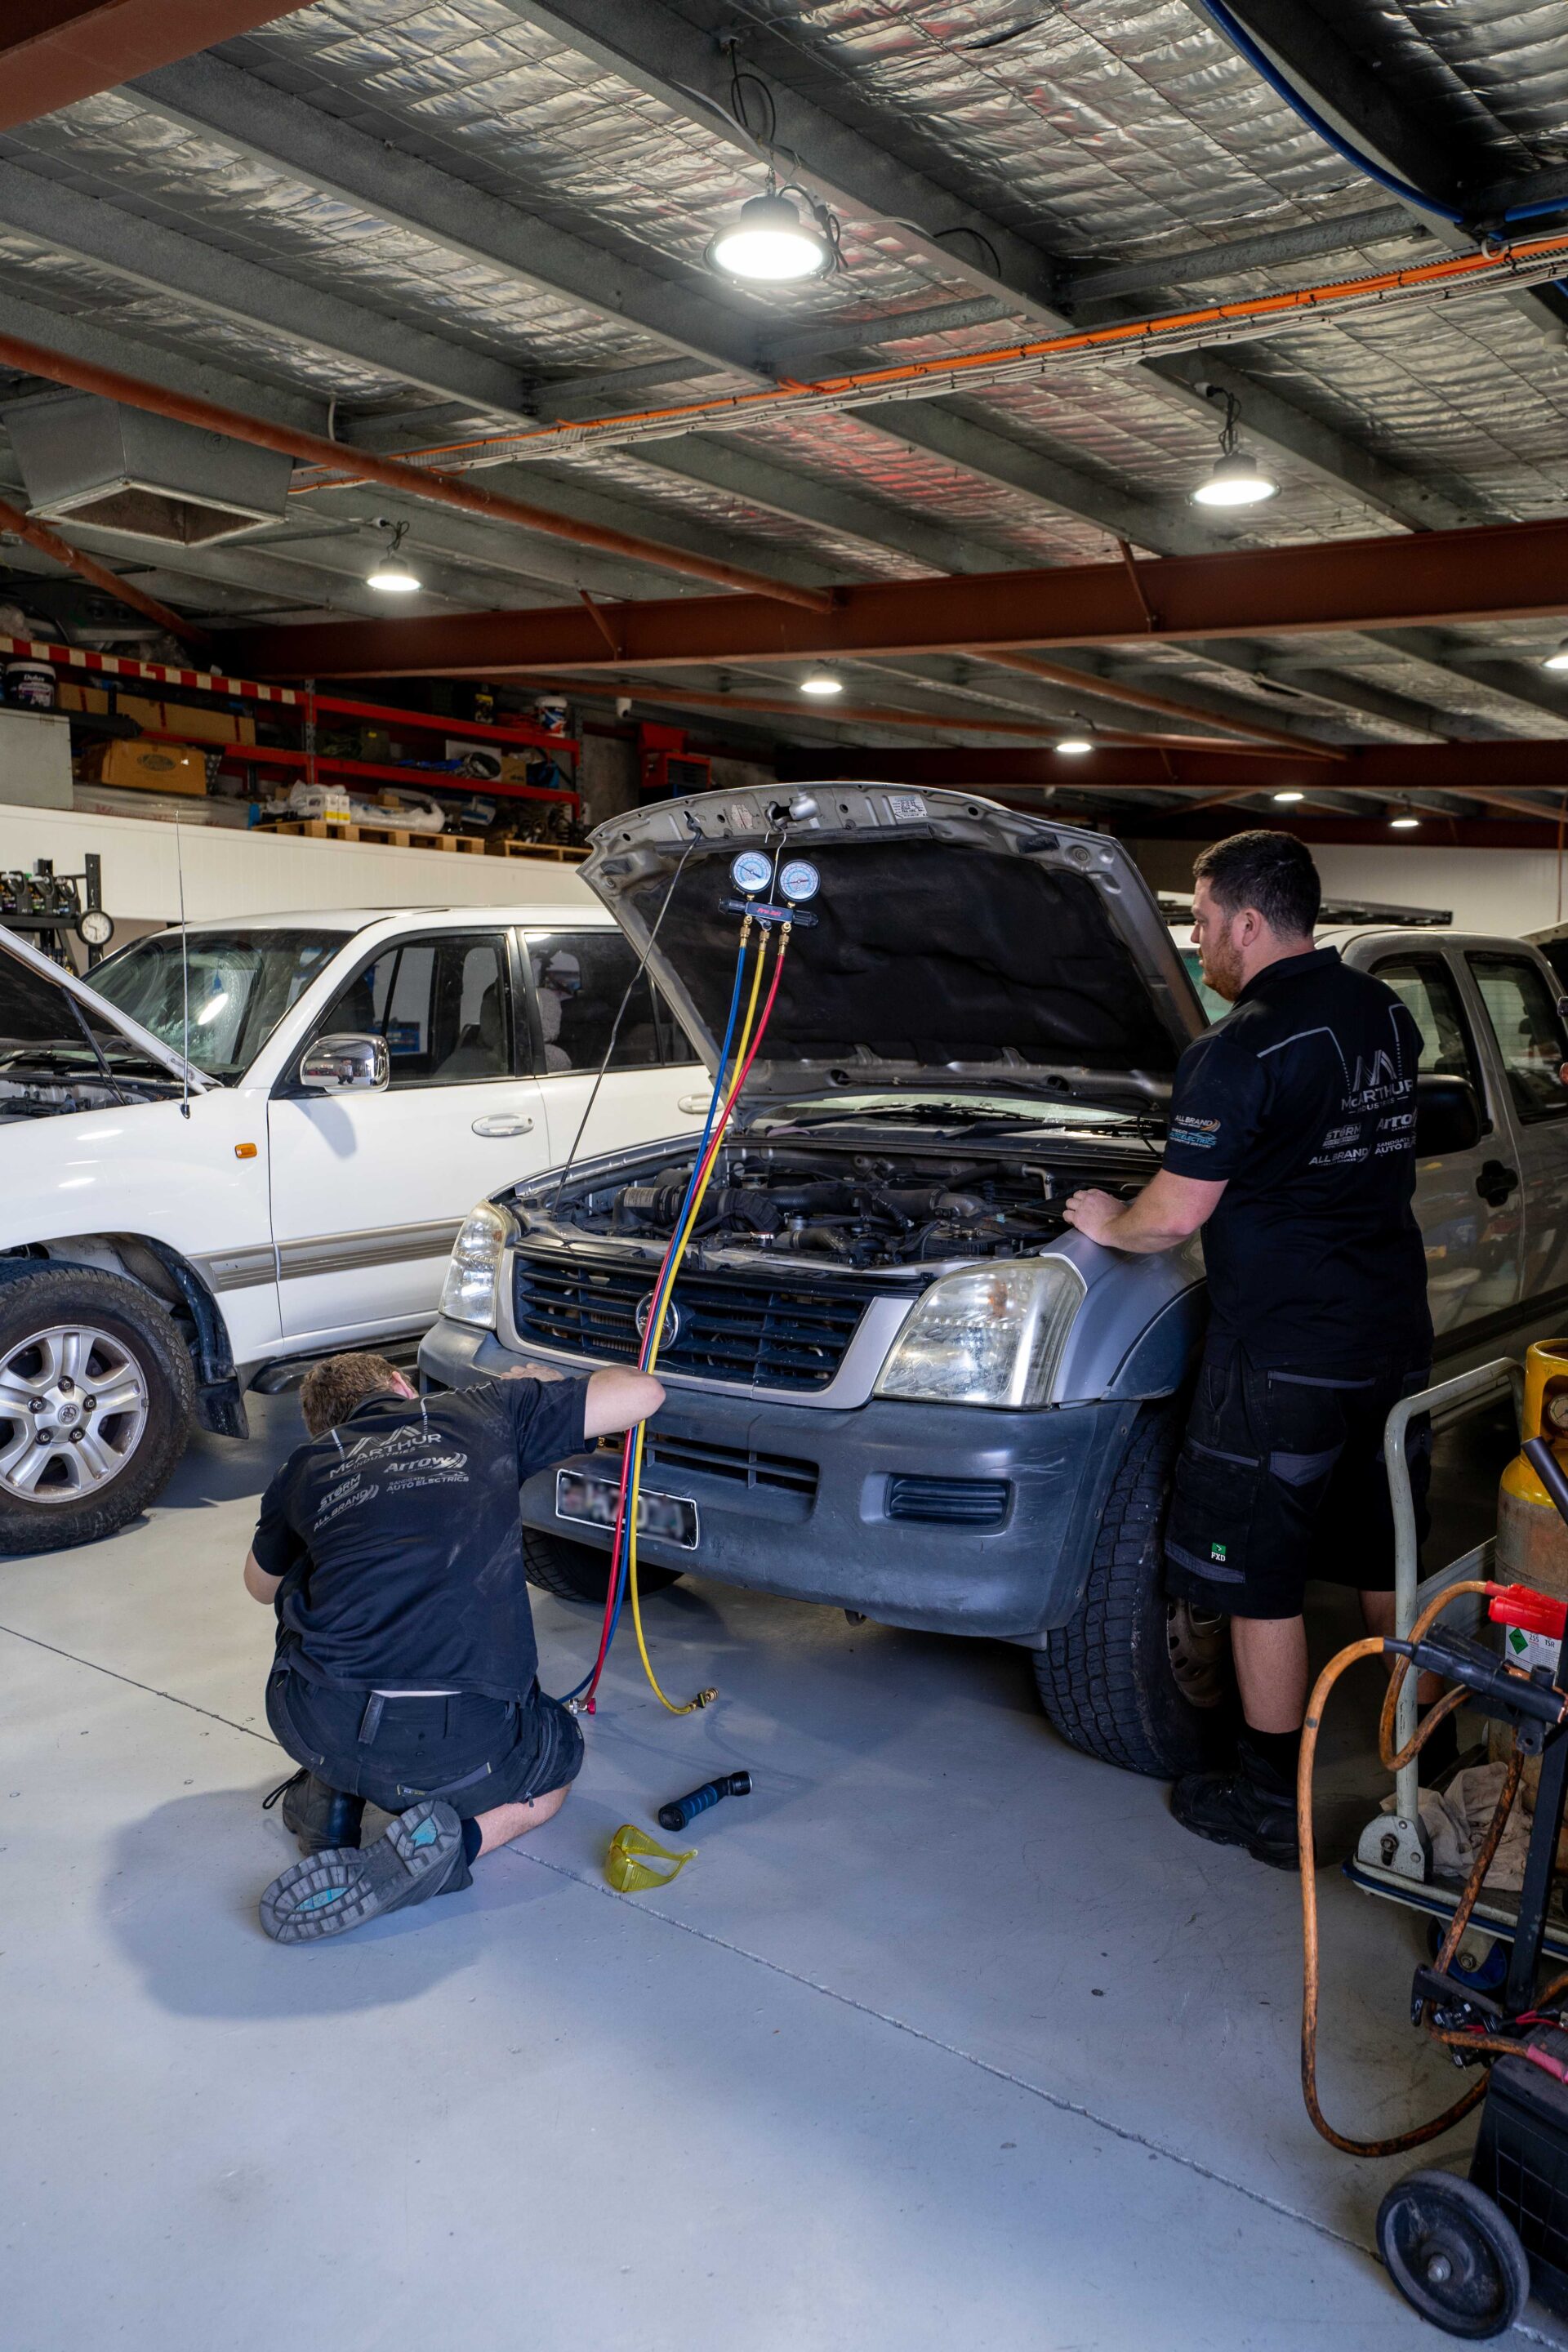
[885,1475,1011,1526]
[511,1252,870,1392]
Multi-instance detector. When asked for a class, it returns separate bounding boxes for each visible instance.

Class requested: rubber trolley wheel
[1033,1398,1233,1779]
[0,1265,195,1556]
[522,1524,681,1606]
[1376,2169,1530,2339]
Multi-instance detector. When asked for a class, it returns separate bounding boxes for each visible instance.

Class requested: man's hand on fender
[1062,1187,1127,1245]
[502,1363,565,1383]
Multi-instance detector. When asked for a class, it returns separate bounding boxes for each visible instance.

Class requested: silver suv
[421,786,1568,1778]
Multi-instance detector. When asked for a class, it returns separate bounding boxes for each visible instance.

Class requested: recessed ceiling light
[1272,789,1305,804]
[707,191,835,283]
[1544,637,1568,670]
[1055,735,1093,755]
[367,520,420,593]
[799,668,843,697]
[1192,450,1279,508]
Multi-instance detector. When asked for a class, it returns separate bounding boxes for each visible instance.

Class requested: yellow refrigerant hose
[626,923,791,1713]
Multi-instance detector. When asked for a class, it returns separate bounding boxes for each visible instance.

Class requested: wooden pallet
[255,819,586,862]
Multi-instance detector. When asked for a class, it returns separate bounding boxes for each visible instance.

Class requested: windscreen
[91,928,345,1080]
[0,946,154,1072]
[626,840,1179,1072]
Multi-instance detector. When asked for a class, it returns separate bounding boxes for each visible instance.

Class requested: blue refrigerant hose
[555,924,752,1706]
[1192,0,1568,265]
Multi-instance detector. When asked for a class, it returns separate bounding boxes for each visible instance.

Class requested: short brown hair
[299,1352,406,1437]
[1194,829,1320,938]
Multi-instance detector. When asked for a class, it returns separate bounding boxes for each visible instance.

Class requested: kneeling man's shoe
[1171,1740,1298,1871]
[265,1767,365,1856]
[260,1801,466,1944]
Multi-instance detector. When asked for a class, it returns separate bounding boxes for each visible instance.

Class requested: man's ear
[390,1372,418,1400]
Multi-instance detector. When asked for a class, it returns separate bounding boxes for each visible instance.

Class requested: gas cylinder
[1497,1339,1568,1603]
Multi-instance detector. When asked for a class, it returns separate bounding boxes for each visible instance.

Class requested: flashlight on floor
[657,1772,752,1833]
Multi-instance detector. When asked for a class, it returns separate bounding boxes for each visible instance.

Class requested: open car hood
[581,784,1204,1110]
[0,923,209,1089]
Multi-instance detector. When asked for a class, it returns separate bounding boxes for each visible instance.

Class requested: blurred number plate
[555,1468,698,1550]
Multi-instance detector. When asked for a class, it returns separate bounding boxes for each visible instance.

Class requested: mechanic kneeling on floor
[247,1352,662,1943]
[1063,830,1434,1871]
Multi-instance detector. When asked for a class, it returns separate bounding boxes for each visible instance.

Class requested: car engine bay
[557,1138,1152,1271]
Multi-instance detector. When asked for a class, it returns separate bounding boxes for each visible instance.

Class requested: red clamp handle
[1488,1581,1568,1639]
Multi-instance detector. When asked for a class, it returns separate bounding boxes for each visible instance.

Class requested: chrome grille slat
[513,1252,870,1392]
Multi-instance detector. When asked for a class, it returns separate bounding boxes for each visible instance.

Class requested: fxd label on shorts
[1210,1541,1228,1562]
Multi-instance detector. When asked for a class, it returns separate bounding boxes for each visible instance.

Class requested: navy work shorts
[1163,1339,1432,1621]
[266,1667,585,1818]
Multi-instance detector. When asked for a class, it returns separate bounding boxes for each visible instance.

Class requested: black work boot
[263,1768,365,1858]
[1171,1736,1298,1870]
[260,1802,466,1944]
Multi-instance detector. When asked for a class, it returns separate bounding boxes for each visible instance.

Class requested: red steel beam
[774,739,1568,795]
[0,327,833,613]
[223,516,1568,680]
[0,4,313,132]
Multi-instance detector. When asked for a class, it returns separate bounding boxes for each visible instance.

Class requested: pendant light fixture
[708,188,838,283]
[367,519,421,594]
[1272,789,1304,804]
[1054,728,1093,755]
[799,666,844,697]
[1543,638,1568,670]
[1192,390,1278,508]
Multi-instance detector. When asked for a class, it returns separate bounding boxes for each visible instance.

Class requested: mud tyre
[522,1524,681,1604]
[1032,1400,1232,1779]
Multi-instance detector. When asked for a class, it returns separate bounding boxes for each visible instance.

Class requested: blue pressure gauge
[779,858,820,903]
[730,849,772,895]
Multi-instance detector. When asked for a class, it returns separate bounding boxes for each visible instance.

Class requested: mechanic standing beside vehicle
[246,1352,662,1942]
[1062,830,1432,1870]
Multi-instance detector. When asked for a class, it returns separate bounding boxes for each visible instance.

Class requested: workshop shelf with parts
[10,5,1568,2352]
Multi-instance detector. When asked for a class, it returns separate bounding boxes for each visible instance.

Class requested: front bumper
[421,1314,1140,1644]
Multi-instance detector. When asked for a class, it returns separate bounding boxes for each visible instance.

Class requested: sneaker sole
[260,1801,462,1943]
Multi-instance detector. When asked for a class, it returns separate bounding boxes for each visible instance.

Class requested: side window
[1468,955,1568,1124]
[527,931,678,1073]
[1374,956,1483,1092]
[314,934,510,1088]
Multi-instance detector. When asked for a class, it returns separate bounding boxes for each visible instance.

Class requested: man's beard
[1200,933,1245,1001]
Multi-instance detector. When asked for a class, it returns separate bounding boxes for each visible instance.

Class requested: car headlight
[874,1258,1085,1409]
[439,1201,514,1329]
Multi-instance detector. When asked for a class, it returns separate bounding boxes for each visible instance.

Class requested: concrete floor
[3,1392,1564,2350]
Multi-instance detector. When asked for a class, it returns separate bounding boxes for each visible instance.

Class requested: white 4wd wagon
[0,903,701,1552]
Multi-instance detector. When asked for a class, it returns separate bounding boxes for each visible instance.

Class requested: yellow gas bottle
[1497,1339,1568,1603]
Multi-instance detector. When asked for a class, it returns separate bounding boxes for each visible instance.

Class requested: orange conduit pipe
[0,329,835,616]
[0,494,209,648]
[297,230,1568,480]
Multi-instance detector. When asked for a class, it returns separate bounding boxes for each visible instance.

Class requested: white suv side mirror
[299,1032,389,1092]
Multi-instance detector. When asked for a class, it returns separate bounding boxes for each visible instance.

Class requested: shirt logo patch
[1209,1541,1228,1563]
[1169,1118,1219,1149]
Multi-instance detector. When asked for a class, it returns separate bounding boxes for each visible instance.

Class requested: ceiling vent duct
[2,393,292,547]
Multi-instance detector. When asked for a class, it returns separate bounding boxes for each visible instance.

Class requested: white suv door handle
[471,1113,535,1138]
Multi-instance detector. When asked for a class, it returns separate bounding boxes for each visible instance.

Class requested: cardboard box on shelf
[114,693,164,733]
[163,703,255,747]
[57,681,110,715]
[78,740,207,796]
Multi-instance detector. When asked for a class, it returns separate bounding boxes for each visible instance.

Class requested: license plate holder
[555,1468,699,1551]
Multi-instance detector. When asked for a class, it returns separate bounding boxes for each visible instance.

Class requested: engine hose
[626,924,792,1714]
[1298,1583,1527,2156]
[562,922,755,1710]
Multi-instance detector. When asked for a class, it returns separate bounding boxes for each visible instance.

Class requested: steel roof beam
[130,54,765,381]
[1064,207,1418,305]
[222,514,1568,679]
[0,284,327,434]
[1363,629,1568,735]
[0,159,532,421]
[0,2,310,133]
[773,738,1568,797]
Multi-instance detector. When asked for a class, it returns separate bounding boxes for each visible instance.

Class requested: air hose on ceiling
[1191,0,1568,235]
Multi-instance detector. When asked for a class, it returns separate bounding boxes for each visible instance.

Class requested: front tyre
[1032,1400,1232,1779]
[522,1524,682,1605]
[0,1267,195,1555]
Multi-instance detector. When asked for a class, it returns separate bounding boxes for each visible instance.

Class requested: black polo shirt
[251,1376,589,1702]
[1160,947,1431,1373]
